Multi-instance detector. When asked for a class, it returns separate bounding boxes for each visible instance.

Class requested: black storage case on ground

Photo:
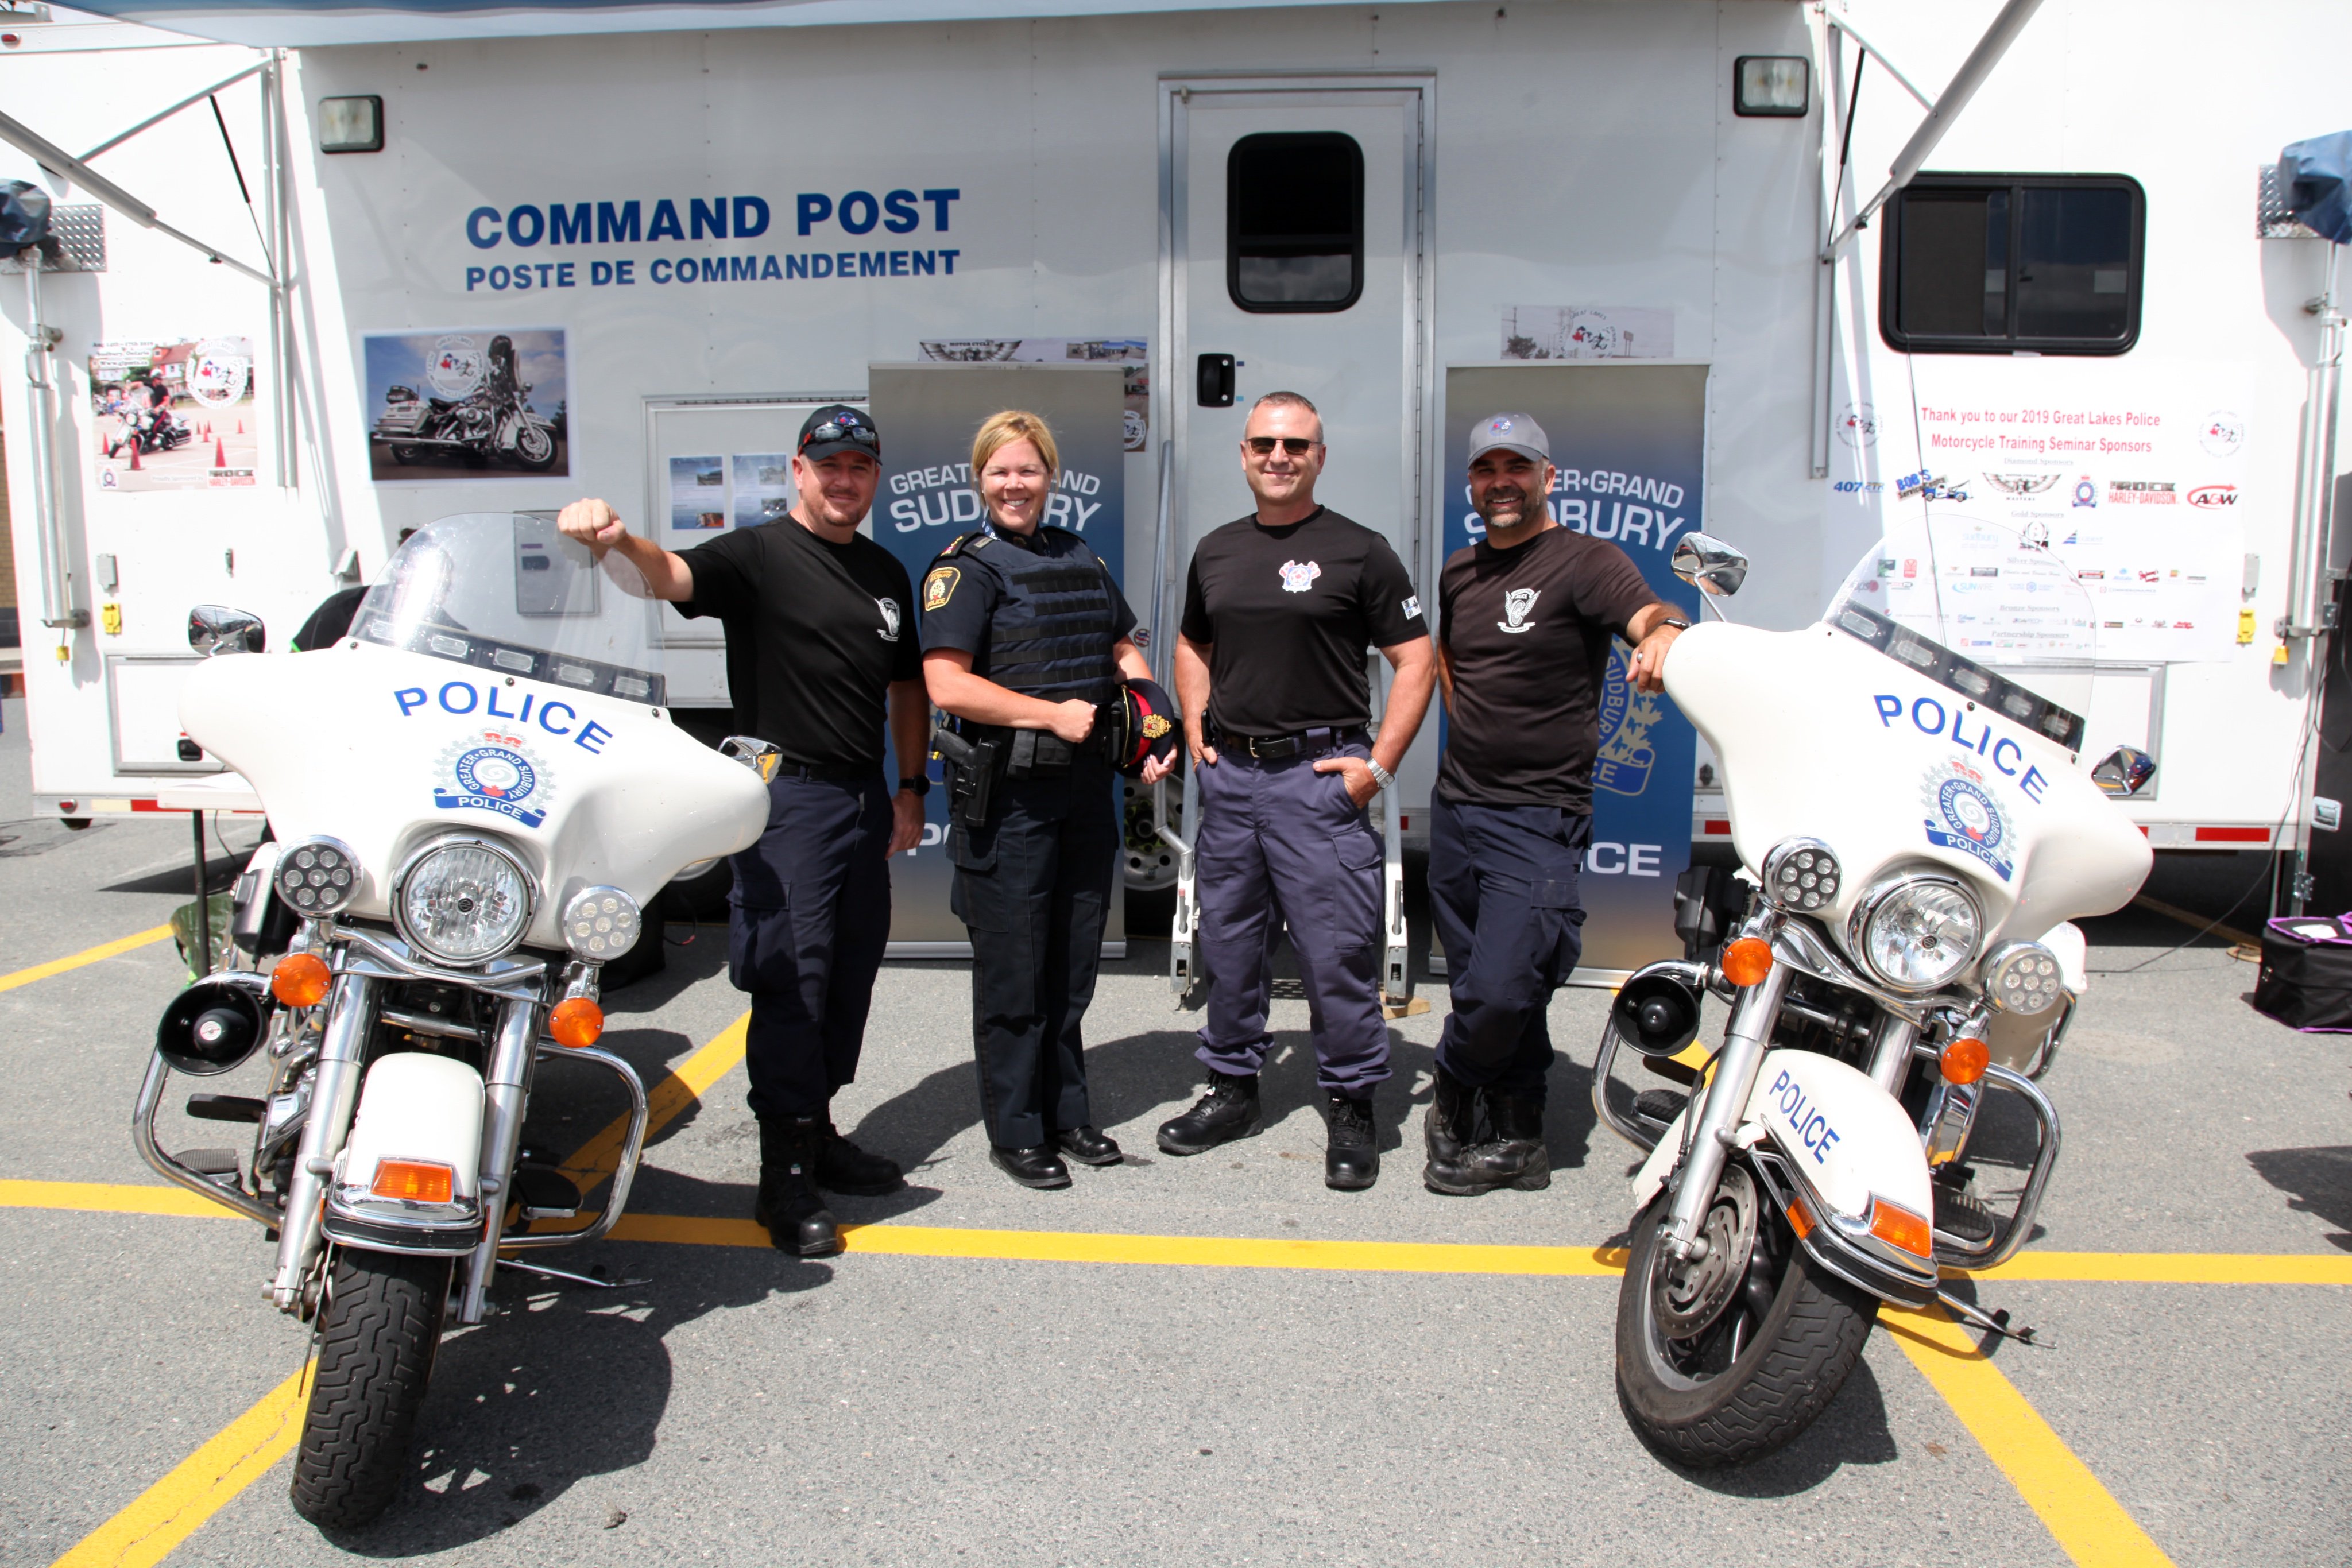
[2252,916,2352,1032]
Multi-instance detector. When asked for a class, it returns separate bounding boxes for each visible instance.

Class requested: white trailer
[2,0,2343,922]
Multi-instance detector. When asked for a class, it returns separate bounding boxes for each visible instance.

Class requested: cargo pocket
[1330,824,1384,873]
[726,889,794,995]
[946,822,1009,932]
[1529,879,1587,983]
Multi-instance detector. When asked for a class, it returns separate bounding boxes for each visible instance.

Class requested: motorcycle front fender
[320,1052,488,1255]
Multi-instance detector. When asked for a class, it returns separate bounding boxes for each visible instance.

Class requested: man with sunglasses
[556,404,926,1257]
[1159,390,1437,1190]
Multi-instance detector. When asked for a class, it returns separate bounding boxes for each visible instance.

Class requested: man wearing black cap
[1424,412,1685,1195]
[556,404,926,1256]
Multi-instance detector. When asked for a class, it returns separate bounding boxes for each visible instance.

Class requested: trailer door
[1162,79,1433,626]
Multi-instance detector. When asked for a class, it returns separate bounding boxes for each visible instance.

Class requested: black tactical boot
[818,1121,904,1197]
[753,1116,842,1256]
[1429,1090,1552,1195]
[1325,1092,1379,1191]
[1156,1070,1263,1155]
[1421,1064,1483,1194]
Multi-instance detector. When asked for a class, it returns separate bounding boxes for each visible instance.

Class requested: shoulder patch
[923,566,961,611]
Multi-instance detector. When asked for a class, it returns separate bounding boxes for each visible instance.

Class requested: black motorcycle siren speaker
[1611,970,1703,1058]
[157,979,271,1077]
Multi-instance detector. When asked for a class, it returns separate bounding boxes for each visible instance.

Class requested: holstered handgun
[930,723,1000,827]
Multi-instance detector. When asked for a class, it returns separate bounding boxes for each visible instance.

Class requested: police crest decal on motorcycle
[432,734,556,829]
[1919,756,2014,881]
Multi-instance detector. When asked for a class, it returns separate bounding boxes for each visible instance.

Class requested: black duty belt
[773,759,879,783]
[1213,725,1363,761]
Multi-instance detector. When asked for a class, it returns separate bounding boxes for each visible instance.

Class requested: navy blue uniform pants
[1428,796,1592,1102]
[1193,740,1390,1096]
[727,773,894,1122]
[947,758,1119,1150]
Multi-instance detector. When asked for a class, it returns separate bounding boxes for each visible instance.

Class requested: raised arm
[1623,601,1685,694]
[556,498,697,602]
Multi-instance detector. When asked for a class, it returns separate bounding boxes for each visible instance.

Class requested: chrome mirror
[187,605,266,656]
[720,735,782,783]
[1669,533,1749,597]
[2091,746,2156,799]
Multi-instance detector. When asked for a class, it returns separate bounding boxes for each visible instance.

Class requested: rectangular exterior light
[318,95,383,153]
[1734,56,1809,118]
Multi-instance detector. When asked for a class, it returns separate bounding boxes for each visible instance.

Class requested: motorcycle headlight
[1981,939,2066,1015]
[562,885,643,962]
[276,837,362,917]
[393,837,535,967]
[1849,874,1982,992]
[1760,838,1842,915]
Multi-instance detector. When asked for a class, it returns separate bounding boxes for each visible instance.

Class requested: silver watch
[1366,759,1395,792]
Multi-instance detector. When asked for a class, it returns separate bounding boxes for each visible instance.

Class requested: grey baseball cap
[1467,412,1550,465]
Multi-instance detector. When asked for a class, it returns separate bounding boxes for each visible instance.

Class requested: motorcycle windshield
[353,514,667,707]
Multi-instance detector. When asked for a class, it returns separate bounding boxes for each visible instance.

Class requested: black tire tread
[288,1250,449,1529]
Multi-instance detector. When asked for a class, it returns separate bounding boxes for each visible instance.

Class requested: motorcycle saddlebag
[2252,916,2352,1032]
[373,402,430,436]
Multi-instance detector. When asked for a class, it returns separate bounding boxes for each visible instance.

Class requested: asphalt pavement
[2,688,2346,1567]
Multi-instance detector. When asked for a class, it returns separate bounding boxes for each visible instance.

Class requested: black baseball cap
[799,404,881,462]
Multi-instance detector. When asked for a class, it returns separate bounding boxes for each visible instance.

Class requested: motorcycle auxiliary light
[1981,940,2066,1016]
[1761,838,1842,915]
[562,885,643,962]
[394,837,535,967]
[156,977,270,1077]
[275,837,361,917]
[1850,873,1982,993]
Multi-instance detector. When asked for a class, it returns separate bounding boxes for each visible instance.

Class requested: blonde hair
[971,409,1059,484]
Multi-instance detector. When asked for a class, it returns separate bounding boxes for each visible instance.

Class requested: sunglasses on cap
[1245,436,1320,456]
[800,417,880,451]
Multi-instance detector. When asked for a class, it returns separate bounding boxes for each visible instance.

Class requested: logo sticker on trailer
[1919,757,2013,882]
[433,734,556,828]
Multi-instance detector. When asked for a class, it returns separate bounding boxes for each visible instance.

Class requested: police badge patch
[1920,757,2014,882]
[1279,560,1322,594]
[923,567,959,611]
[433,733,556,829]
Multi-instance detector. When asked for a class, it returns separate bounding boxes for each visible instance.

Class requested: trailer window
[1881,174,2144,354]
[1228,132,1363,312]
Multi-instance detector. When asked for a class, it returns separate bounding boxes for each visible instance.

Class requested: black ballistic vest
[976,529,1120,704]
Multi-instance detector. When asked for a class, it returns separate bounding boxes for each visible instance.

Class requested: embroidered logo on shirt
[1498,587,1541,634]
[1402,595,1423,620]
[922,567,958,612]
[877,597,903,642]
[1279,560,1322,594]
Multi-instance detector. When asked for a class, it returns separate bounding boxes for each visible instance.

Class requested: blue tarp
[2281,131,2352,245]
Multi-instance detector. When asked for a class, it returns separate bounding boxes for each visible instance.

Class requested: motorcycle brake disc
[1653,1163,1761,1341]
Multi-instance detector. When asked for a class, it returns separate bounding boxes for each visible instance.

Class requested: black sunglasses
[1245,436,1320,456]
[802,418,880,451]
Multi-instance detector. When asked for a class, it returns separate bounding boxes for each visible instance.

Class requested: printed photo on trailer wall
[360,327,569,482]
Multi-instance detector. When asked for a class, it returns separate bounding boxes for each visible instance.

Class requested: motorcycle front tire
[509,422,560,472]
[1614,1182,1878,1469]
[288,1249,451,1529]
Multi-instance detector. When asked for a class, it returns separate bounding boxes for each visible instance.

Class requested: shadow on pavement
[1667,1355,1901,1497]
[2246,1144,2352,1250]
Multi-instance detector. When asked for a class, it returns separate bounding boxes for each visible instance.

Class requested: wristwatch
[1366,759,1396,792]
[1658,616,1692,631]
[897,775,931,798]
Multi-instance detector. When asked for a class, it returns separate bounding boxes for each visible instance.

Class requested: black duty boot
[1325,1093,1379,1191]
[1429,1090,1552,1195]
[990,1144,1073,1190]
[1053,1125,1124,1166]
[818,1121,904,1197]
[753,1116,843,1256]
[1156,1071,1263,1155]
[1422,1065,1483,1194]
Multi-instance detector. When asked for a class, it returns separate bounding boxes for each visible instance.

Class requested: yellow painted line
[1956,1251,2352,1286]
[555,1010,748,1193]
[0,1179,242,1220]
[50,1361,312,1568]
[1885,1304,2174,1567]
[0,925,173,995]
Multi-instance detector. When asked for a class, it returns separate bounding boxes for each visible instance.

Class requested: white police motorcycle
[1597,520,2153,1466]
[136,515,769,1527]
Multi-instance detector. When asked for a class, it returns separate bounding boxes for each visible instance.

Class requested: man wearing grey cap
[1423,412,1686,1196]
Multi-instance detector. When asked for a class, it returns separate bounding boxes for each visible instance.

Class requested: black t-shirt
[1437,525,1659,811]
[919,524,1137,669]
[676,517,920,768]
[1178,506,1424,736]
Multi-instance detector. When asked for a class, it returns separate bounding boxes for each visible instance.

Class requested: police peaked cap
[1102,677,1180,778]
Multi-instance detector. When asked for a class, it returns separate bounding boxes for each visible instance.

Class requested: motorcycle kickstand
[1935,1287,2039,1346]
[496,1257,652,1291]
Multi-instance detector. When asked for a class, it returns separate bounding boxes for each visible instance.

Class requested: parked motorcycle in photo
[1595,520,2153,1466]
[109,403,193,458]
[370,334,562,473]
[136,515,769,1528]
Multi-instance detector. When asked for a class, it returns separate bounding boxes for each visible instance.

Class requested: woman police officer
[920,411,1177,1188]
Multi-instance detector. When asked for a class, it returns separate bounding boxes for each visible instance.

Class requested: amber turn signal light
[370,1158,455,1205]
[548,996,604,1049]
[1868,1197,1933,1259]
[270,951,332,1008]
[1719,936,1774,989]
[1940,1036,1990,1086]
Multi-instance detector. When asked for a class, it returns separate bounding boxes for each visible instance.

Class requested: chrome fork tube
[1660,962,1792,1259]
[1865,1013,1917,1094]
[457,996,540,1326]
[269,973,379,1310]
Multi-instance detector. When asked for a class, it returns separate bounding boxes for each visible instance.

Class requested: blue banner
[1440,363,1707,974]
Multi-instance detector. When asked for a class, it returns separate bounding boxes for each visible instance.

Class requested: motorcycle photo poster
[1442,361,1708,975]
[360,327,570,481]
[86,337,258,492]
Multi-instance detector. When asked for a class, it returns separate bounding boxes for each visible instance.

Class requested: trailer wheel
[288,1249,450,1530]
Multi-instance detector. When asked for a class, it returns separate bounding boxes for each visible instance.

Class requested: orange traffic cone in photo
[235,417,245,435]
[214,438,227,467]
[127,442,142,471]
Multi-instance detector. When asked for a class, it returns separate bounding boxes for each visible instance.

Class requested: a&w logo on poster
[1920,757,2013,882]
[1498,587,1541,634]
[434,733,556,829]
[1279,560,1321,594]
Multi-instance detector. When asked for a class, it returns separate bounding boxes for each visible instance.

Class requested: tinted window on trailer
[1882,175,2144,354]
[1228,131,1364,312]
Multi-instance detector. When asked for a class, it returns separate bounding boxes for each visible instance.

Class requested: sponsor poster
[1880,359,2248,663]
[360,327,569,482]
[1500,305,1676,362]
[918,338,1150,451]
[1442,363,1706,975]
[88,337,258,491]
[869,360,1130,948]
